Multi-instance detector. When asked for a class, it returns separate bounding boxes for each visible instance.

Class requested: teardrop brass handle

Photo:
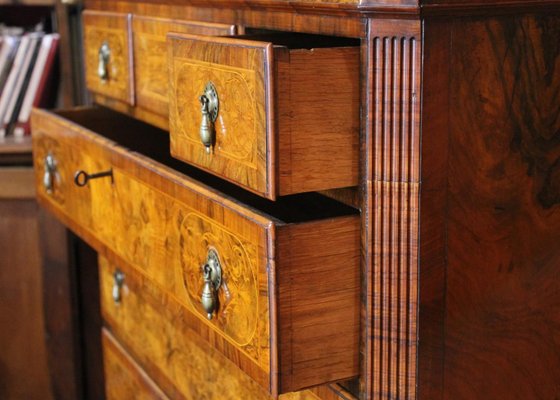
[43,153,57,194]
[199,82,219,154]
[200,249,222,320]
[98,41,110,82]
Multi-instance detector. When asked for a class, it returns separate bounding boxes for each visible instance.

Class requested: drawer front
[168,35,269,196]
[109,163,271,378]
[32,115,115,239]
[100,258,334,400]
[133,16,237,121]
[32,107,359,395]
[102,328,169,400]
[83,11,134,105]
[100,257,271,399]
[168,34,360,199]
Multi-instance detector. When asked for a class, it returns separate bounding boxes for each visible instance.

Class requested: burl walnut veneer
[32,107,360,396]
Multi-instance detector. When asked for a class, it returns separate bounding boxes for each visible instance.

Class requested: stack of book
[0,27,59,138]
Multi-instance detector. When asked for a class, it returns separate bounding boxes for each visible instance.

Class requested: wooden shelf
[0,135,32,155]
[0,136,33,165]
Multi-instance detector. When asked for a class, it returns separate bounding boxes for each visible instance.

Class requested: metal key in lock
[74,168,114,187]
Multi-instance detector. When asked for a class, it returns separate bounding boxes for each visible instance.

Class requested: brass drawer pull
[43,153,57,194]
[201,248,222,320]
[199,82,219,154]
[112,269,125,304]
[98,41,110,82]
[74,169,113,187]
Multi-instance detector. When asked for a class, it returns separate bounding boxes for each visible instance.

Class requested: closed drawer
[83,11,134,105]
[32,107,359,395]
[168,33,360,199]
[100,258,327,400]
[133,16,237,127]
[102,328,169,400]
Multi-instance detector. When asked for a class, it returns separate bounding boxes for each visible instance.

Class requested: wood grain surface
[422,0,560,16]
[168,34,270,196]
[99,257,270,400]
[99,257,348,400]
[31,106,360,395]
[81,0,560,24]
[428,14,560,400]
[91,93,170,131]
[0,199,52,400]
[102,328,169,399]
[83,0,416,15]
[84,1,366,38]
[31,107,272,389]
[276,45,360,197]
[276,218,360,392]
[83,11,134,105]
[133,16,236,123]
[417,18,450,400]
[168,33,359,199]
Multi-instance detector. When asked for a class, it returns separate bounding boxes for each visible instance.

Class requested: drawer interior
[231,32,360,49]
[54,107,358,223]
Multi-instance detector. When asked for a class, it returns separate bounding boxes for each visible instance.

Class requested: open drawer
[31,107,359,395]
[167,33,360,199]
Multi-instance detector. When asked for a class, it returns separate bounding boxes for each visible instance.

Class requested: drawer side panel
[276,216,360,392]
[278,47,360,196]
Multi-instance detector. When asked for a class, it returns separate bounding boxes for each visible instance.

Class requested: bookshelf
[0,2,82,398]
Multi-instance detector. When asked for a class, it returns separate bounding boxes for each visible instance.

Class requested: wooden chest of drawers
[34,1,560,400]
